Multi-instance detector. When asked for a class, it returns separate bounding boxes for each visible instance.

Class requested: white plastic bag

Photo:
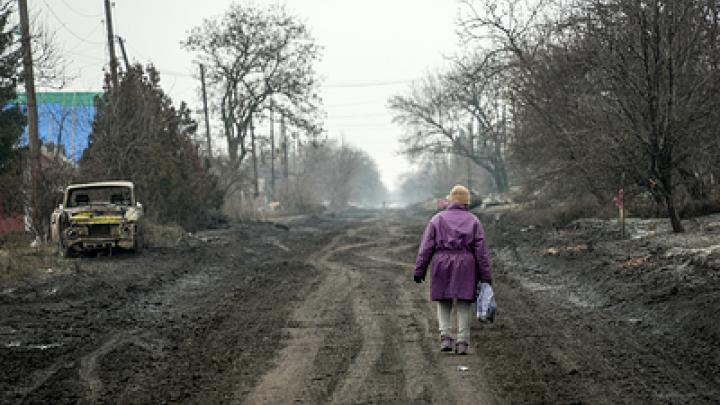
[475,282,497,322]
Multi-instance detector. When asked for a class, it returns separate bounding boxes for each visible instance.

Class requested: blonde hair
[448,185,470,205]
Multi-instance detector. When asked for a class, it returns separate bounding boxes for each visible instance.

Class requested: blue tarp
[16,92,100,162]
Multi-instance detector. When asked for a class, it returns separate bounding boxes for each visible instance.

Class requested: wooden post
[615,186,625,239]
[251,113,259,198]
[269,103,275,199]
[104,0,119,89]
[200,64,212,158]
[281,114,288,179]
[19,0,41,238]
[466,121,473,191]
[116,36,130,72]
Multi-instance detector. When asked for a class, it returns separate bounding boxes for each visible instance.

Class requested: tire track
[78,330,163,403]
[351,217,495,405]
[239,226,372,404]
[244,214,495,404]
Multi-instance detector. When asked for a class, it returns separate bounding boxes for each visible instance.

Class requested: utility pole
[290,132,295,182]
[18,0,41,238]
[296,133,302,190]
[281,114,288,179]
[115,36,130,72]
[467,122,473,191]
[280,113,289,203]
[104,0,119,89]
[199,64,212,158]
[269,104,275,199]
[251,113,259,198]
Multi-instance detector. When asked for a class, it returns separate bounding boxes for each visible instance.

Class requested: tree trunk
[492,161,509,193]
[665,193,684,233]
[228,139,239,165]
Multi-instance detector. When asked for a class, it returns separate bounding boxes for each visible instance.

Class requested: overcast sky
[33,0,462,189]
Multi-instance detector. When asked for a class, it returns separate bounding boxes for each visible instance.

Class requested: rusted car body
[51,181,143,256]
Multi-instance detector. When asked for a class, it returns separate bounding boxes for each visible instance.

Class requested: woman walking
[413,185,493,355]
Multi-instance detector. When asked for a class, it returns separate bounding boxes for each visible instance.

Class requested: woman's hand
[413,274,425,283]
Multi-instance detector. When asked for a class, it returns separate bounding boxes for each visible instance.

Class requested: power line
[323,78,417,88]
[60,0,103,18]
[327,123,401,129]
[41,0,105,46]
[163,76,180,99]
[156,69,194,78]
[325,99,388,108]
[67,21,104,53]
[328,112,391,119]
[66,50,105,63]
[74,61,105,75]
[122,40,150,62]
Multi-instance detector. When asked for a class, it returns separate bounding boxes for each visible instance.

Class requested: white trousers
[437,299,473,343]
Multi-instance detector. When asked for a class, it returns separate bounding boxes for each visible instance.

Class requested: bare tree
[47,108,71,159]
[396,154,493,204]
[268,138,387,210]
[459,0,720,232]
[388,53,513,193]
[184,2,323,168]
[29,15,72,89]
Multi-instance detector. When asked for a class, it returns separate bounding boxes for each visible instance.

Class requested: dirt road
[2,209,719,404]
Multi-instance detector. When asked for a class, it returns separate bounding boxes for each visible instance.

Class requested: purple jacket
[413,203,492,301]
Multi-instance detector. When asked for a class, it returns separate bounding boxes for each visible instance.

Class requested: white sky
[33,0,462,190]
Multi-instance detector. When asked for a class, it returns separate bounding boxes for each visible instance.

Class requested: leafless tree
[184,2,323,168]
[388,53,513,193]
[396,154,494,204]
[459,0,720,232]
[267,138,386,210]
[47,108,71,159]
[29,15,72,89]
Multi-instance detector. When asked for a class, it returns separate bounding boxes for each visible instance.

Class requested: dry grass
[621,255,653,268]
[0,237,59,283]
[142,221,187,248]
[543,244,589,256]
[501,199,613,229]
[221,195,267,222]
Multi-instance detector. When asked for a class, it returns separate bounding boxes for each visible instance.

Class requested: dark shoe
[455,341,469,355]
[440,335,454,352]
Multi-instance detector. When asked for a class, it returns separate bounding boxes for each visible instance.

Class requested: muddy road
[2,209,719,404]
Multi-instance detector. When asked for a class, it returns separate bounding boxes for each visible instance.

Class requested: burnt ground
[1,208,719,404]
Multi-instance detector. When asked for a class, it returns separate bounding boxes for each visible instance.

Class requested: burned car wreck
[51,181,143,256]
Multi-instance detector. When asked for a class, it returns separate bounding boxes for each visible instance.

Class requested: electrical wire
[157,69,194,78]
[166,76,179,95]
[74,61,104,75]
[41,0,105,46]
[60,0,103,19]
[107,35,192,79]
[67,21,104,53]
[323,78,417,88]
[327,112,390,119]
[324,99,388,108]
[123,40,150,63]
[326,123,400,129]
[66,50,105,63]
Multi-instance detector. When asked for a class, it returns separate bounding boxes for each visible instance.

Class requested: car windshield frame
[66,186,135,207]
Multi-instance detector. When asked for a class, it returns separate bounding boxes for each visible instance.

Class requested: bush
[81,65,222,231]
[680,199,720,219]
[500,199,609,229]
[142,221,187,248]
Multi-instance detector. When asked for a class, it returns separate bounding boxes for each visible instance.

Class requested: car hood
[64,205,142,223]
